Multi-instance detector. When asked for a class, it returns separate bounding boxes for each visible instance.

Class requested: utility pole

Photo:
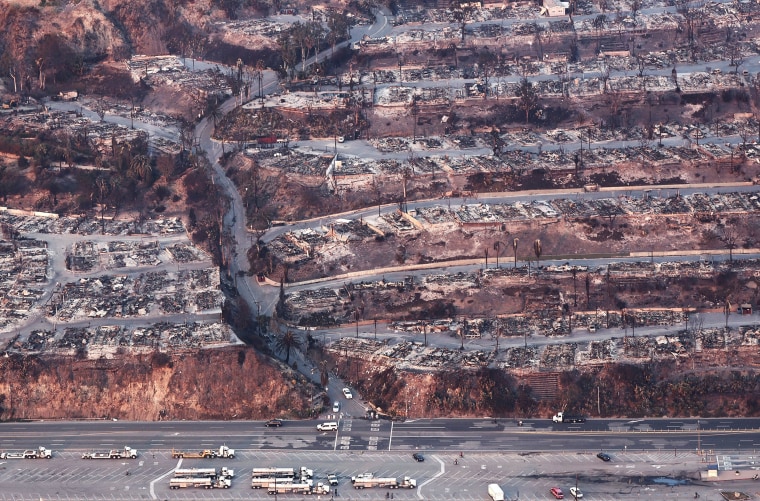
[697,419,701,456]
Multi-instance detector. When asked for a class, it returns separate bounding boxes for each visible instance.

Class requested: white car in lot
[342,387,353,399]
[569,486,583,499]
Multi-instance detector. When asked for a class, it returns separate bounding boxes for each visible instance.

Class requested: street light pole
[697,419,701,456]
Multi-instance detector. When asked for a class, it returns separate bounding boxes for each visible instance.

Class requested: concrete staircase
[522,372,560,400]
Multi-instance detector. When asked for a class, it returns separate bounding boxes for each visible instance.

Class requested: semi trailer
[82,446,137,459]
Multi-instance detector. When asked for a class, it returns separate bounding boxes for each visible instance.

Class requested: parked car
[327,474,339,486]
[342,387,353,399]
[569,486,583,498]
[265,419,283,427]
[597,452,611,462]
[550,487,564,499]
[412,453,424,462]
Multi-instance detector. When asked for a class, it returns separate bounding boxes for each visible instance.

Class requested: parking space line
[417,454,445,499]
[148,466,175,500]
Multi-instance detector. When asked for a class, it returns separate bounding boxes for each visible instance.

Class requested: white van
[317,422,338,431]
[488,483,505,501]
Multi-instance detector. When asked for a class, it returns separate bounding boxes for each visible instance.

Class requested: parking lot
[0,447,737,500]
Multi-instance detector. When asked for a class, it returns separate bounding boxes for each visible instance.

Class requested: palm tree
[533,239,542,271]
[210,103,220,128]
[95,176,110,233]
[129,154,151,182]
[275,329,302,364]
[319,359,329,388]
[492,318,502,353]
[256,60,265,105]
[571,267,578,306]
[512,237,519,269]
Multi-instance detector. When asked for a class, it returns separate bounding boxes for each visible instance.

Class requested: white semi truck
[351,476,417,489]
[252,477,280,489]
[252,477,313,489]
[251,466,312,479]
[0,446,52,459]
[267,482,314,495]
[313,482,331,494]
[175,467,234,479]
[216,445,235,458]
[251,467,296,479]
[552,411,586,423]
[82,446,137,459]
[169,476,231,489]
[171,445,235,459]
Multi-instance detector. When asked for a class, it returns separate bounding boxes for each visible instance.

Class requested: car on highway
[333,401,340,412]
[342,387,353,399]
[265,419,283,427]
[317,422,338,431]
[412,453,424,462]
[597,452,611,462]
[550,487,564,499]
[569,486,583,498]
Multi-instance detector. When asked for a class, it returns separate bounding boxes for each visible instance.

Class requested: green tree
[319,359,329,388]
[275,329,302,364]
[516,77,538,124]
[327,11,350,55]
[477,48,496,99]
[451,0,476,42]
[290,22,309,72]
[277,31,298,80]
[304,22,325,67]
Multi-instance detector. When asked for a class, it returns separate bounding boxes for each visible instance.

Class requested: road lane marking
[389,421,394,451]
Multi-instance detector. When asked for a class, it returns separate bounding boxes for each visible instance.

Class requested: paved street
[2,419,760,499]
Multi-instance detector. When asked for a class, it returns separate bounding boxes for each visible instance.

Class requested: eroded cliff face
[4,340,759,421]
[347,347,760,419]
[0,0,215,69]
[0,347,309,421]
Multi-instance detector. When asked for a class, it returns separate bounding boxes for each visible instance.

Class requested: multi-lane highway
[1,418,759,500]
[2,418,759,453]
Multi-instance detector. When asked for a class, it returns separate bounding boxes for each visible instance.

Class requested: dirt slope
[0,346,310,420]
